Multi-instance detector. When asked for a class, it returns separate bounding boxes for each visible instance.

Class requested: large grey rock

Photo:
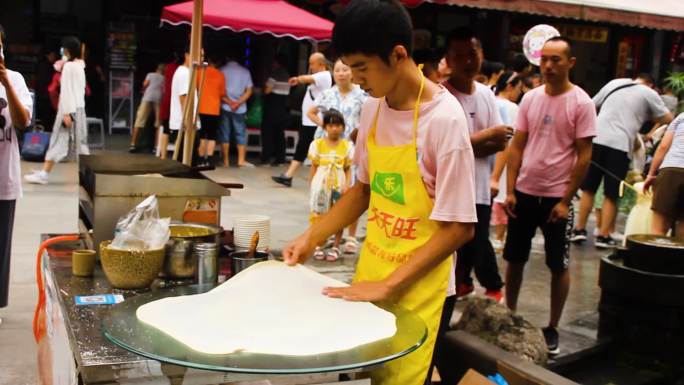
[454,296,548,364]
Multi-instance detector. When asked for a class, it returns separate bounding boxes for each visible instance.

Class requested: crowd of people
[132,46,256,168]
[276,2,682,384]
[1,0,684,382]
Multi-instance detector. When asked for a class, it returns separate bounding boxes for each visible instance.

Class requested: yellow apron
[355,71,450,385]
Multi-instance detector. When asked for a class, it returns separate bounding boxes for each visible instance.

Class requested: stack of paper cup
[233,215,271,251]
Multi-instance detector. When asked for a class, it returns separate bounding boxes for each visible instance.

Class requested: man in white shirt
[443,28,512,303]
[571,74,672,248]
[219,48,254,167]
[167,47,199,158]
[272,52,332,187]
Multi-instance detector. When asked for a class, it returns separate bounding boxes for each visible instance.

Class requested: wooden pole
[171,66,198,161]
[181,0,203,166]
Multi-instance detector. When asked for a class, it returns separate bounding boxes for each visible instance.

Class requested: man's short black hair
[332,0,413,64]
[413,48,440,78]
[544,36,573,57]
[511,53,530,73]
[482,60,504,78]
[446,27,481,48]
[323,108,345,127]
[207,52,223,65]
[225,45,244,61]
[637,72,655,85]
[413,48,440,68]
[61,36,81,60]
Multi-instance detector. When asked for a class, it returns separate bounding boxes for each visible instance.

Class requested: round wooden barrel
[599,254,684,361]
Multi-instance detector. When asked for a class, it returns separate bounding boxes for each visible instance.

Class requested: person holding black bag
[0,24,32,324]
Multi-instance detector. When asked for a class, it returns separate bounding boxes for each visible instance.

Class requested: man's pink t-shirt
[515,85,597,197]
[354,88,477,223]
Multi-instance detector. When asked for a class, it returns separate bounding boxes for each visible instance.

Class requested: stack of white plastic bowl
[233,215,271,251]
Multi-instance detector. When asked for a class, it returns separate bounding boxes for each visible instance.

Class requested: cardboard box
[457,369,496,385]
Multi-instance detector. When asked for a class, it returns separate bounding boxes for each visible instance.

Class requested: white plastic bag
[623,182,653,246]
[310,165,333,215]
[111,195,170,250]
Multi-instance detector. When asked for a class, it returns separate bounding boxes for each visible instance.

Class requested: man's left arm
[323,221,474,301]
[549,137,593,222]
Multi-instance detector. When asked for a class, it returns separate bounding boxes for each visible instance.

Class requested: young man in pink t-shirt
[282,1,476,383]
[504,37,596,355]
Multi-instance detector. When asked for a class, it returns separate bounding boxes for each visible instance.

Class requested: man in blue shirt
[219,48,254,167]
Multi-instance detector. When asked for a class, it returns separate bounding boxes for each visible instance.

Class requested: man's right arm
[283,182,370,264]
[307,105,324,127]
[289,74,315,86]
[470,125,513,157]
[504,130,528,217]
[645,130,675,191]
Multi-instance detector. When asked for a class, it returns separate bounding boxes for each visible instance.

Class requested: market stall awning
[403,0,684,31]
[161,0,334,41]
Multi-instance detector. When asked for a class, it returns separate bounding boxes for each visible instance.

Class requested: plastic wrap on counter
[111,195,170,250]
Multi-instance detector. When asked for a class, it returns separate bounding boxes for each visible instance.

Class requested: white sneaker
[611,232,624,241]
[25,171,48,185]
[491,239,504,251]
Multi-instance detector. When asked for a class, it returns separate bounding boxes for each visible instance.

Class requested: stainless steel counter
[42,235,368,385]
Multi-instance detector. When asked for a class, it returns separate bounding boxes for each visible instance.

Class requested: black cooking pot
[623,234,684,275]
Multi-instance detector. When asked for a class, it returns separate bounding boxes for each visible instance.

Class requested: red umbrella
[161,0,334,41]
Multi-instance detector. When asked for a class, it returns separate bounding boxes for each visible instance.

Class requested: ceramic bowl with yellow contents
[99,241,165,289]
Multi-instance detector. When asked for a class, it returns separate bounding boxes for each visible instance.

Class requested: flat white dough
[136,260,397,355]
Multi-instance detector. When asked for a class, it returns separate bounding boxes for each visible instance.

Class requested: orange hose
[33,234,80,343]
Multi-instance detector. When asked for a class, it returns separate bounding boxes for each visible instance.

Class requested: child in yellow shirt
[309,109,353,261]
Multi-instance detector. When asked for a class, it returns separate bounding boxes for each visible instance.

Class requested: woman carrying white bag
[644,113,684,236]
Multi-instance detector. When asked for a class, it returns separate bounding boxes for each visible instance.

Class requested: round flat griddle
[102,284,426,374]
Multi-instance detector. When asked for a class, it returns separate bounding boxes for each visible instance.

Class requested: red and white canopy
[161,0,334,41]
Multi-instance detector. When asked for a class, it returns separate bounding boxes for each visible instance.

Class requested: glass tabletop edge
[102,327,427,375]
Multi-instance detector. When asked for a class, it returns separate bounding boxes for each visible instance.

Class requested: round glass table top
[102,284,427,374]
